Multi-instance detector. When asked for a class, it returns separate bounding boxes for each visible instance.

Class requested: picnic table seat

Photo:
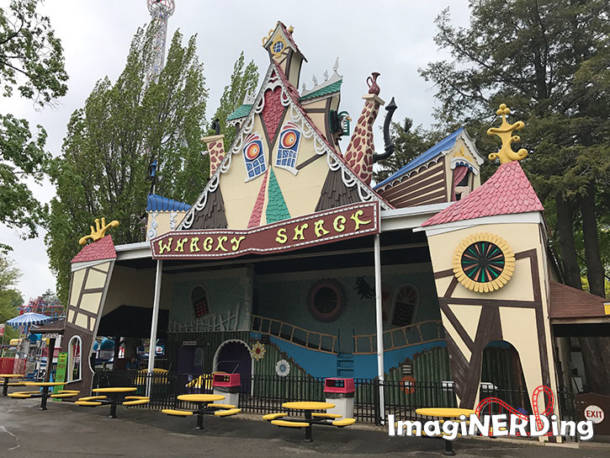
[7,382,26,386]
[332,418,356,427]
[271,419,309,428]
[123,398,150,406]
[312,413,342,419]
[262,412,287,421]
[78,395,107,402]
[208,403,236,409]
[8,392,33,398]
[124,395,148,400]
[50,390,80,399]
[161,409,193,417]
[75,400,103,406]
[214,408,241,417]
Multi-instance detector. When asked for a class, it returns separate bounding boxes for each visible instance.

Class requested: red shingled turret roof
[422,160,543,227]
[71,235,117,263]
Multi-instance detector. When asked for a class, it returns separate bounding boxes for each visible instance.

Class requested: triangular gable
[421,160,543,227]
[262,21,307,61]
[179,62,390,230]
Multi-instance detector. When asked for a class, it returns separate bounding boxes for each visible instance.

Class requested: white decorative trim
[450,157,479,175]
[147,212,158,240]
[169,211,177,230]
[179,64,389,230]
[416,211,544,235]
[212,339,253,376]
[375,130,485,192]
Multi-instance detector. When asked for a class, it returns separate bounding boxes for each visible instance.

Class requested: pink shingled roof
[422,160,543,227]
[71,235,117,263]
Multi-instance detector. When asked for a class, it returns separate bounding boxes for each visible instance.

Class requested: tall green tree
[211,52,259,149]
[374,118,444,183]
[46,25,208,303]
[0,0,68,240]
[0,254,22,340]
[420,0,609,393]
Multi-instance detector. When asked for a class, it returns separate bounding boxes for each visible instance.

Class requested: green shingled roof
[227,104,252,121]
[299,79,342,101]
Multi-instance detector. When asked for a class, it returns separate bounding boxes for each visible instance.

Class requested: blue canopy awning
[6,312,53,328]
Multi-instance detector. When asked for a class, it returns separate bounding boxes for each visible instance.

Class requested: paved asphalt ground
[1,396,609,457]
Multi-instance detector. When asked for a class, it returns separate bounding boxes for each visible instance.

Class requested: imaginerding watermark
[388,385,595,441]
[387,413,594,441]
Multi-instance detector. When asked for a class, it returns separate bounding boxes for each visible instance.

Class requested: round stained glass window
[308,280,343,322]
[453,233,515,293]
[461,241,505,283]
[272,40,285,54]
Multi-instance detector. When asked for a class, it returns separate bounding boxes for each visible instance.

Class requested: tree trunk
[555,193,581,288]
[579,183,605,297]
[579,337,610,395]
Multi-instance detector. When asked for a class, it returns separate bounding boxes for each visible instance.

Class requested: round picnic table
[282,401,336,442]
[0,374,23,397]
[92,387,137,418]
[177,393,225,430]
[415,408,476,456]
[23,381,65,411]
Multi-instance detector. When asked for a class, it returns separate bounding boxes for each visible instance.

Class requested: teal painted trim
[265,168,291,223]
[227,104,252,121]
[299,80,343,101]
[270,335,446,380]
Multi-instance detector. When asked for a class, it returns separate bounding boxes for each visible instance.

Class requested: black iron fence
[92,370,576,426]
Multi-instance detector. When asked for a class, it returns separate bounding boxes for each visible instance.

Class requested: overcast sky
[1,0,471,302]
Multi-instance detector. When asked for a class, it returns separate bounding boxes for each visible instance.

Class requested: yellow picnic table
[415,408,476,456]
[279,401,337,442]
[22,381,65,411]
[0,374,23,397]
[176,393,225,429]
[90,387,138,418]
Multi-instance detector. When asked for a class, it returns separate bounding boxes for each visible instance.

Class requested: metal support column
[146,260,163,397]
[374,234,385,423]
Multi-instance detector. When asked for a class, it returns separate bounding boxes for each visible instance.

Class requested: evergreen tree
[210,52,259,149]
[420,0,609,393]
[46,25,208,303]
[374,118,444,183]
[0,0,68,240]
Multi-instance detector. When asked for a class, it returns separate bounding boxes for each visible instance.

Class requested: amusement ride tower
[146,0,175,82]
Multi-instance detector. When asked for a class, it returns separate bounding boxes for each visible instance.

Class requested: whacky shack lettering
[150,202,379,259]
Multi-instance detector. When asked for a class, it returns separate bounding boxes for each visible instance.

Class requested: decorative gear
[251,341,266,361]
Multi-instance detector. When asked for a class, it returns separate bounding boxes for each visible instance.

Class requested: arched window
[452,165,471,201]
[67,336,82,382]
[191,286,209,318]
[392,285,419,327]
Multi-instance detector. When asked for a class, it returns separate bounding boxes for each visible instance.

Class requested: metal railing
[352,320,444,354]
[251,314,338,353]
[91,370,577,428]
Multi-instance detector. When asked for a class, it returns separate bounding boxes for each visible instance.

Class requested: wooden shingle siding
[378,160,447,208]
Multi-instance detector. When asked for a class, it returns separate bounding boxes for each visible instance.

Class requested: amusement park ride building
[54,22,608,412]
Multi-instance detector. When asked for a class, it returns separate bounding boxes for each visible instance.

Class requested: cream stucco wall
[219,107,331,228]
[426,220,558,410]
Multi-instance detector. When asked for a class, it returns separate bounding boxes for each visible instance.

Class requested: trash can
[324,377,355,418]
[212,372,241,406]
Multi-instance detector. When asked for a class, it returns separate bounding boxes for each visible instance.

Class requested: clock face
[453,233,515,293]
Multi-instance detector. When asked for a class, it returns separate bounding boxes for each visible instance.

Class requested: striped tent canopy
[6,312,52,328]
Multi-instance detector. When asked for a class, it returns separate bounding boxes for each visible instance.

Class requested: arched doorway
[214,340,252,393]
[480,340,531,413]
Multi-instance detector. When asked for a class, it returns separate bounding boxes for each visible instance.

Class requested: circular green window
[453,233,515,293]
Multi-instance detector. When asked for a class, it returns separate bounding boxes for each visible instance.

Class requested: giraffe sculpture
[344,72,385,185]
[203,135,226,177]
